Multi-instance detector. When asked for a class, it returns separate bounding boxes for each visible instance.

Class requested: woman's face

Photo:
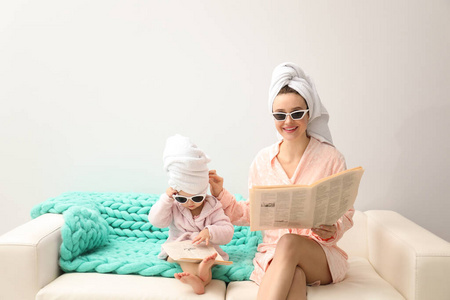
[272,93,309,142]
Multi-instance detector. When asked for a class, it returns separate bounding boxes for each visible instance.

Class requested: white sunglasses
[173,194,206,204]
[272,109,309,121]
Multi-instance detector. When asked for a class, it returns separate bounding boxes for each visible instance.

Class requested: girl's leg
[174,261,205,294]
[197,253,217,283]
[172,253,217,295]
[257,234,332,300]
[174,272,205,294]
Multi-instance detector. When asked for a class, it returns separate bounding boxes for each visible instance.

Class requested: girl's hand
[166,187,177,200]
[192,228,210,245]
[208,170,224,198]
[311,224,336,240]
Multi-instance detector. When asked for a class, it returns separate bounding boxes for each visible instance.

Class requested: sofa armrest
[366,210,450,300]
[0,214,64,300]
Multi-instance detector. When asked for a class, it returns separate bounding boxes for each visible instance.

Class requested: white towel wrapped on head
[163,134,211,195]
[268,62,333,146]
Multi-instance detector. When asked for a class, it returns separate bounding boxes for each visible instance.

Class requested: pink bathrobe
[217,137,354,285]
[148,194,234,261]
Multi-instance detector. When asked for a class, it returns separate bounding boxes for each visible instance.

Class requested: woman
[209,62,354,300]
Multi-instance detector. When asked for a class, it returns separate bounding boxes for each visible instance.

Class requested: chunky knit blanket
[31,192,262,282]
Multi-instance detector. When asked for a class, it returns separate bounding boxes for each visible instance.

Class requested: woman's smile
[283,126,298,133]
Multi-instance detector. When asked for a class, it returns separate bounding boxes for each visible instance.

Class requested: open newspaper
[161,240,233,265]
[249,166,364,231]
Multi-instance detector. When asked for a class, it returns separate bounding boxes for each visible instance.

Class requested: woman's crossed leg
[257,234,332,300]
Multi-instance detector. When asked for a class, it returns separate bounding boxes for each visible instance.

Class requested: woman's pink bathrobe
[217,137,354,285]
[148,194,234,260]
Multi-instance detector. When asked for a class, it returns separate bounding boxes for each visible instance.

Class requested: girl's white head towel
[163,134,211,195]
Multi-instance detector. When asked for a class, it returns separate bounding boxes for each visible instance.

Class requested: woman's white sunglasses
[173,194,206,204]
[272,109,309,121]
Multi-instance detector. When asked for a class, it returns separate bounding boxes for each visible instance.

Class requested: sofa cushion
[225,257,405,300]
[36,273,226,300]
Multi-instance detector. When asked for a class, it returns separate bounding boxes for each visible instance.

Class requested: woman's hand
[165,187,177,200]
[311,224,336,240]
[192,228,210,245]
[208,170,224,198]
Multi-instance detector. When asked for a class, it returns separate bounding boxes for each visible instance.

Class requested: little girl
[149,134,234,294]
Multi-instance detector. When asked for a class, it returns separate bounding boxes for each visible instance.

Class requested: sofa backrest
[337,210,368,258]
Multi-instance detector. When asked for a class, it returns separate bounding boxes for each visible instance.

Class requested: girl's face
[177,190,205,211]
[272,93,309,142]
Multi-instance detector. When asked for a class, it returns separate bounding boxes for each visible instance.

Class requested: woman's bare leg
[256,234,332,300]
[286,267,307,300]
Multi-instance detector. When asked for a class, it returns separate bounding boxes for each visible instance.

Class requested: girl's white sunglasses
[173,194,206,204]
[272,109,309,121]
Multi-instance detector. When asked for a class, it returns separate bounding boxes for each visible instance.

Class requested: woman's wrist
[215,189,225,199]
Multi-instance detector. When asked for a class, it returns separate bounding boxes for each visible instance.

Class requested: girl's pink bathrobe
[148,194,234,261]
[217,137,354,285]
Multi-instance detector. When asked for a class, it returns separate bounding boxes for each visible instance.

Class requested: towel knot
[163,134,211,194]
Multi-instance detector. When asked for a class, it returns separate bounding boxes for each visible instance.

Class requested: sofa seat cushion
[36,273,226,300]
[225,257,405,300]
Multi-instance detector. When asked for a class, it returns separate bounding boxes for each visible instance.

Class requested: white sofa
[1,210,449,300]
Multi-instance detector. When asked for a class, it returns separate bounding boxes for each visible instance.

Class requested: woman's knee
[275,234,308,258]
[279,233,312,247]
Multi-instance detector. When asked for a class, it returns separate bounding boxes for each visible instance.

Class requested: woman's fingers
[209,175,221,183]
[319,225,333,232]
[312,226,335,239]
[208,170,224,197]
[208,170,222,182]
[317,224,336,232]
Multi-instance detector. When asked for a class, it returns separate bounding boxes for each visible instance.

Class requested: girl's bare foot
[174,272,205,294]
[198,253,217,282]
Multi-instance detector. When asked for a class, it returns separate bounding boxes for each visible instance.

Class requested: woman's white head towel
[268,62,333,146]
[163,134,211,195]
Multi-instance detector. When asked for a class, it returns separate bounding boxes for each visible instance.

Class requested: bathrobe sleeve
[217,189,251,226]
[205,207,234,245]
[148,194,174,229]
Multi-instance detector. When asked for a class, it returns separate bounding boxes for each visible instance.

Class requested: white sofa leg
[0,214,64,300]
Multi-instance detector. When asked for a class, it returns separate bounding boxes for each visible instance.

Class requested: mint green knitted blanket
[31,192,262,282]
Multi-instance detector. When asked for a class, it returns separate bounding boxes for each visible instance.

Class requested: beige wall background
[1,0,449,241]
